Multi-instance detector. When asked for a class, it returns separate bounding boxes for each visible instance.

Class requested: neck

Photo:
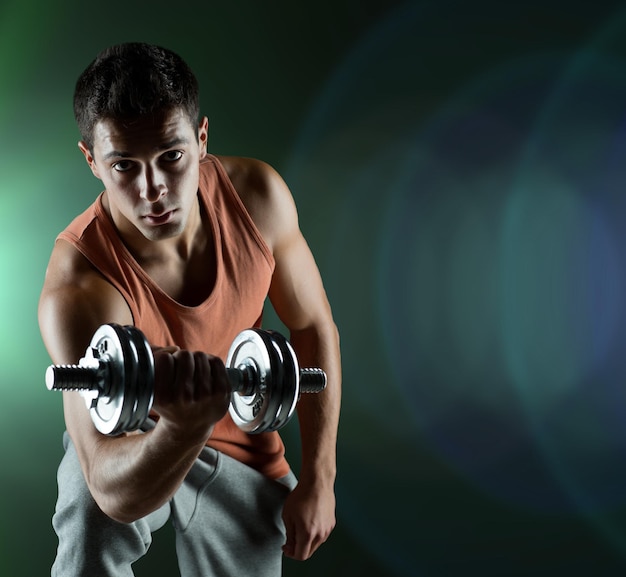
[102,192,205,265]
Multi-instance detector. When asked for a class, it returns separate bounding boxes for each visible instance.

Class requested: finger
[191,351,211,401]
[154,345,180,354]
[293,525,332,561]
[172,350,196,400]
[152,350,176,404]
[206,355,232,404]
[287,523,311,561]
[305,533,327,559]
[294,534,313,561]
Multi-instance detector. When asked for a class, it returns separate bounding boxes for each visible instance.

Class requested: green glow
[0,1,57,129]
[501,176,592,402]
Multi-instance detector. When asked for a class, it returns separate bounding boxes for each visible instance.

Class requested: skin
[38,107,341,561]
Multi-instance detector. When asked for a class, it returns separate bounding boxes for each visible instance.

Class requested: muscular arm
[270,229,341,561]
[268,215,341,488]
[39,240,228,523]
[223,156,341,560]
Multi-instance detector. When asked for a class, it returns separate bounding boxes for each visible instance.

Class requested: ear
[77,141,102,179]
[198,116,209,159]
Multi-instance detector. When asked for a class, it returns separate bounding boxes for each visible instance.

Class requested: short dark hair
[74,42,200,150]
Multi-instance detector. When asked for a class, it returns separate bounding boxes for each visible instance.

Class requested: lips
[143,209,176,225]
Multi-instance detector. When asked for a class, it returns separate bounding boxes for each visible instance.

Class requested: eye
[112,159,135,172]
[162,150,183,162]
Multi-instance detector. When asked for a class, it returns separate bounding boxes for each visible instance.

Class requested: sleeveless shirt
[57,154,289,479]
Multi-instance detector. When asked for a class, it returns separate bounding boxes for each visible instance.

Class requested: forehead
[92,108,195,156]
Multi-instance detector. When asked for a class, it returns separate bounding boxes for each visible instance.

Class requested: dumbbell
[45,323,326,436]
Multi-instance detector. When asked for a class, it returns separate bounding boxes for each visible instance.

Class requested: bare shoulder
[217,154,275,184]
[216,155,288,201]
[216,155,299,250]
[39,239,132,364]
[41,239,116,301]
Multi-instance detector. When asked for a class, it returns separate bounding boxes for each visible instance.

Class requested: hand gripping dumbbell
[45,323,326,436]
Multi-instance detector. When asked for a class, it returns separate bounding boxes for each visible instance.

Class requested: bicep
[39,242,133,365]
[268,231,333,332]
[39,283,131,366]
[231,157,335,332]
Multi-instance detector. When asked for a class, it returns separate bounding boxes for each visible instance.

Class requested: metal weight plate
[261,334,287,432]
[265,331,300,431]
[117,327,142,433]
[118,324,142,434]
[131,326,155,430]
[226,329,284,433]
[86,324,132,435]
[255,331,286,432]
[120,325,155,432]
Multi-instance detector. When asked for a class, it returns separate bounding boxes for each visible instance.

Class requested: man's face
[79,108,208,244]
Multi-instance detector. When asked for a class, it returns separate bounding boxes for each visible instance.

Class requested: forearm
[61,344,229,524]
[290,322,341,486]
[70,408,209,523]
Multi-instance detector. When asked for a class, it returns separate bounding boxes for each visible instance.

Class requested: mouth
[142,209,176,226]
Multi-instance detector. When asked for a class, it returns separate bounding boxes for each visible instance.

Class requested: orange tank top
[57,154,289,479]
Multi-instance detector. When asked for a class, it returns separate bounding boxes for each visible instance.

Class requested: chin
[142,221,186,241]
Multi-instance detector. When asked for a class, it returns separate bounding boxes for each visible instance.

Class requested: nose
[139,166,167,202]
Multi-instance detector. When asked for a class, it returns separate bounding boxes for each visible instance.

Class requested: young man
[39,43,341,576]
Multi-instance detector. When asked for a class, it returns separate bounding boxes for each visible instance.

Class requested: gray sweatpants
[50,431,296,577]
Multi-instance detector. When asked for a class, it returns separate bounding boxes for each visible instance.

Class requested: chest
[142,236,216,308]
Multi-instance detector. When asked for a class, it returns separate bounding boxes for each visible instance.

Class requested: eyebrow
[102,137,190,161]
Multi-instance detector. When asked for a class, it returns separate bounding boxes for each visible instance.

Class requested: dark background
[4,1,626,575]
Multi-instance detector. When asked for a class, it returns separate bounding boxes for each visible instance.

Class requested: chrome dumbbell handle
[46,364,101,392]
[225,366,326,396]
[46,356,116,394]
[298,368,327,393]
[46,363,327,396]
